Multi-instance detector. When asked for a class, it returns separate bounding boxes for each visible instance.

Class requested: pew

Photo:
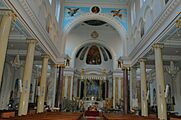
[0,112,83,120]
[0,110,15,119]
[103,113,159,120]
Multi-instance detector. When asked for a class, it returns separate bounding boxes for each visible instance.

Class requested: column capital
[139,58,147,63]
[130,66,137,69]
[0,10,16,19]
[57,64,65,68]
[27,39,38,44]
[51,64,59,68]
[121,64,130,71]
[152,43,164,49]
[41,54,49,59]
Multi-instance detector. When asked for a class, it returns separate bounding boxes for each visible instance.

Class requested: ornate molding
[128,0,181,66]
[4,0,60,63]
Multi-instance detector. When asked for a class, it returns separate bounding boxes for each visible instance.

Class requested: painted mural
[86,46,101,65]
[63,6,128,31]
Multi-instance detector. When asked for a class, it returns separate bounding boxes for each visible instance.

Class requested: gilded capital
[27,39,38,44]
[42,54,49,59]
[139,58,147,63]
[8,12,17,21]
[152,43,164,49]
[58,64,65,68]
[0,10,17,21]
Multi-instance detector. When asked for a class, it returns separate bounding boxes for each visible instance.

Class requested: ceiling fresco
[63,6,128,31]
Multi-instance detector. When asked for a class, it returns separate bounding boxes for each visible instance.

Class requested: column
[51,64,57,108]
[99,80,103,99]
[62,76,65,98]
[115,78,118,104]
[64,76,68,98]
[153,43,167,120]
[130,67,137,110]
[37,55,49,113]
[113,77,116,108]
[77,79,80,97]
[140,59,148,116]
[123,67,129,114]
[18,40,37,116]
[67,76,71,99]
[55,64,64,107]
[70,76,73,100]
[0,11,15,87]
[84,79,87,98]
[106,80,109,98]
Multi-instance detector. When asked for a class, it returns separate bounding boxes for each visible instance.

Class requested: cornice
[5,0,60,63]
[64,1,128,8]
[128,0,181,66]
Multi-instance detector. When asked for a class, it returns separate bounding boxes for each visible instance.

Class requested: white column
[0,11,15,87]
[130,67,137,110]
[153,43,167,120]
[140,59,148,116]
[113,77,116,108]
[18,40,37,116]
[64,76,68,98]
[52,65,57,108]
[37,55,49,113]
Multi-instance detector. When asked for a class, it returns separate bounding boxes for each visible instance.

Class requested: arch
[60,13,127,59]
[71,41,116,68]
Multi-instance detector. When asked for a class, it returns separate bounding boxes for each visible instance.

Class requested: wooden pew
[103,113,159,120]
[1,112,83,120]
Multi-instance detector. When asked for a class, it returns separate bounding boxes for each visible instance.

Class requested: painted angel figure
[67,8,80,16]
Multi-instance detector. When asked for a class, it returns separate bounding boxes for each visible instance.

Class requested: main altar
[84,100,103,110]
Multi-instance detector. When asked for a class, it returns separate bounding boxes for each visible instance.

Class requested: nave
[0,112,160,120]
[0,0,181,120]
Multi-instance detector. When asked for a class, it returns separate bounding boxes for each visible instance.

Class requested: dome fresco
[86,45,101,65]
[76,44,112,65]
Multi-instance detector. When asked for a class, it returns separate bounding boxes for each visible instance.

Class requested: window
[165,0,169,4]
[49,0,52,5]
[140,0,146,8]
[55,0,60,22]
[131,3,136,25]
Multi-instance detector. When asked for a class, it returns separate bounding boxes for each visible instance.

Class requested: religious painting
[86,80,99,97]
[91,6,100,14]
[86,46,101,65]
[67,8,80,17]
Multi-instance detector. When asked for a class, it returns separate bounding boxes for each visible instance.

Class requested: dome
[75,44,112,65]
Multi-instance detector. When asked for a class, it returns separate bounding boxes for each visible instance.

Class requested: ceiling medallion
[91,6,100,14]
[91,31,99,39]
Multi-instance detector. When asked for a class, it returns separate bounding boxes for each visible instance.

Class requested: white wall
[65,23,122,70]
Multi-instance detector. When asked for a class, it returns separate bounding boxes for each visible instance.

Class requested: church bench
[7,112,83,120]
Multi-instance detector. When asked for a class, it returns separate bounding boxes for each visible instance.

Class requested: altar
[84,100,103,110]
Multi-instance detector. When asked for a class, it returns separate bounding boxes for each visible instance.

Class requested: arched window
[131,2,136,25]
[165,0,169,4]
[140,0,146,8]
[55,0,60,22]
[49,0,52,5]
[140,19,144,37]
[144,7,153,32]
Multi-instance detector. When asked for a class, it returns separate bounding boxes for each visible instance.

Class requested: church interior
[0,0,180,120]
